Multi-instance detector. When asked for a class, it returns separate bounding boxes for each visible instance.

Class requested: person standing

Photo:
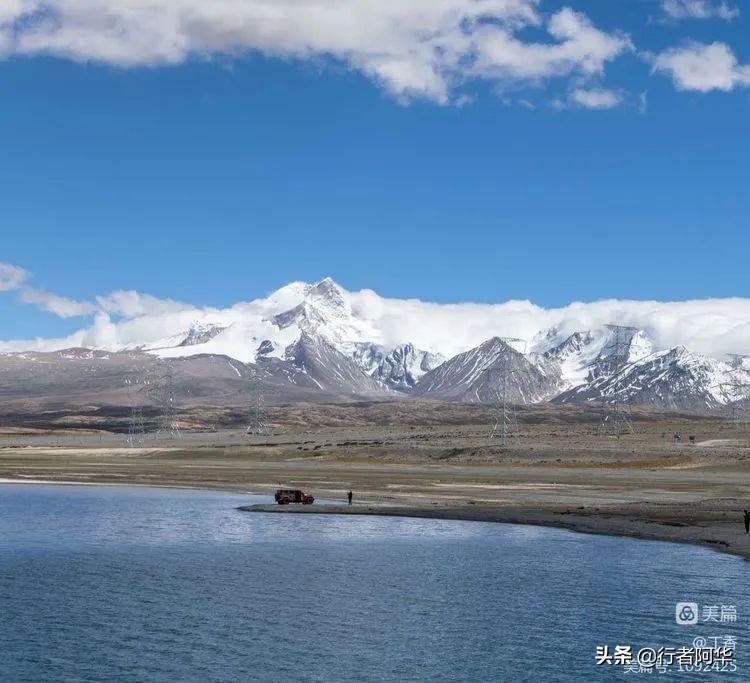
[347,490,353,505]
[743,510,749,534]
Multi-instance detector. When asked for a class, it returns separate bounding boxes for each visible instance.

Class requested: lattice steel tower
[146,363,180,440]
[597,324,637,438]
[159,363,180,439]
[125,377,145,447]
[248,365,266,436]
[721,354,750,427]
[488,337,525,446]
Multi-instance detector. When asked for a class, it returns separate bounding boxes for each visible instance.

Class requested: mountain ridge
[1,277,748,412]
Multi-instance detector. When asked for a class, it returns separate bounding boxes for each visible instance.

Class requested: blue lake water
[1,484,749,681]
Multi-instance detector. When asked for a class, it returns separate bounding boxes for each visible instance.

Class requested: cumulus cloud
[654,42,750,92]
[0,0,631,103]
[469,8,631,82]
[661,0,739,20]
[0,262,29,291]
[654,41,750,91]
[569,87,623,109]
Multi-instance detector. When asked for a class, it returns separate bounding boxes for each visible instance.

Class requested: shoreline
[237,502,750,562]
[2,476,748,562]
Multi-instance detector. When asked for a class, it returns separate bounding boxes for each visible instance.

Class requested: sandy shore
[2,420,750,560]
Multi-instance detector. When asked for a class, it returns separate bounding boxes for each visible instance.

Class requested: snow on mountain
[4,275,747,411]
[178,322,227,347]
[272,333,386,396]
[554,346,748,411]
[117,278,750,411]
[271,278,377,343]
[538,326,653,391]
[341,342,445,392]
[150,278,384,364]
[414,337,560,404]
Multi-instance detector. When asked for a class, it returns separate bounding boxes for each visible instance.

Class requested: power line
[597,324,637,438]
[488,337,525,446]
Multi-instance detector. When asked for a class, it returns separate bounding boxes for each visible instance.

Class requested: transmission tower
[247,366,266,436]
[597,324,637,438]
[719,354,750,427]
[158,363,180,439]
[488,337,525,446]
[125,377,145,447]
[146,363,181,439]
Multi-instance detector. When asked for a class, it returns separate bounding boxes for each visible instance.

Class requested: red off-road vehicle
[274,489,315,505]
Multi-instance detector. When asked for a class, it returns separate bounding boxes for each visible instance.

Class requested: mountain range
[1,277,748,413]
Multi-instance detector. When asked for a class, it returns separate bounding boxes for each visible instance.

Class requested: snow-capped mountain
[341,342,444,392]
[147,278,448,396]
[538,326,653,390]
[271,333,387,396]
[270,278,372,344]
[151,277,382,364]
[413,337,561,404]
[179,323,227,347]
[554,346,750,411]
[2,276,748,413]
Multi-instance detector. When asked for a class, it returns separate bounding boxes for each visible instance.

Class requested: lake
[1,484,748,681]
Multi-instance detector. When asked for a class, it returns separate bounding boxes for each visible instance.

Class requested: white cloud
[569,87,623,109]
[637,90,648,114]
[18,287,97,318]
[0,1,630,103]
[0,262,29,291]
[95,290,194,318]
[0,262,194,320]
[346,290,750,360]
[654,41,750,91]
[661,0,739,21]
[471,8,631,82]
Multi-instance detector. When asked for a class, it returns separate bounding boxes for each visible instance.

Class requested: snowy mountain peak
[480,336,525,355]
[548,331,595,359]
[281,332,386,395]
[341,341,445,392]
[305,277,347,309]
[272,277,355,339]
[179,322,226,347]
[40,276,746,412]
[273,278,351,334]
[414,334,558,404]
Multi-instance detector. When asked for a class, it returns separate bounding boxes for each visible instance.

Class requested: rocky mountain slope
[341,342,444,392]
[413,338,561,404]
[1,278,748,413]
[553,346,737,411]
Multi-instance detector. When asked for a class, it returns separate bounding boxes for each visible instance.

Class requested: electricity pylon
[488,337,525,446]
[247,366,266,436]
[159,364,180,439]
[147,363,181,439]
[719,354,750,428]
[125,377,145,446]
[597,324,637,438]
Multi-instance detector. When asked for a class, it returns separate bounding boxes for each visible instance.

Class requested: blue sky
[0,0,749,340]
